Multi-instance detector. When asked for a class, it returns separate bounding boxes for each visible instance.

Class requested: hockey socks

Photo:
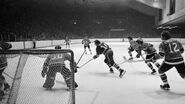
[147,63,156,74]
[159,73,170,90]
[154,62,161,68]
[119,69,126,78]
[113,64,126,78]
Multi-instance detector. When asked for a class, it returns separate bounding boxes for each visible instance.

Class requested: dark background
[0,0,184,41]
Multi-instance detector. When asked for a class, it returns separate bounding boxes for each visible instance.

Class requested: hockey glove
[128,47,134,52]
[180,48,184,53]
[74,66,79,73]
[93,55,98,59]
[151,53,162,62]
[136,53,141,58]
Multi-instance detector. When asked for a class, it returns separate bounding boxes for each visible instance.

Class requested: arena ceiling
[2,0,184,26]
[20,0,158,16]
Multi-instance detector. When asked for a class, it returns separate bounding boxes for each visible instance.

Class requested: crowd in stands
[0,0,185,42]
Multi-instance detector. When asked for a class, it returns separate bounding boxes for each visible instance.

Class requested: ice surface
[12,42,185,104]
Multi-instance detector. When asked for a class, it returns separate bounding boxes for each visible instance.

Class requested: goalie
[41,45,78,90]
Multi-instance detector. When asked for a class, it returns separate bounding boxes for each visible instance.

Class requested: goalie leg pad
[63,77,72,88]
[43,67,57,88]
[61,66,71,78]
[43,76,55,88]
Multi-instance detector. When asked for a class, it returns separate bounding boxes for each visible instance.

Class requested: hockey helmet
[127,36,133,40]
[161,31,171,40]
[94,40,101,45]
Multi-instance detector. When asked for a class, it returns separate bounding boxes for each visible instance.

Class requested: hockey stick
[119,53,146,65]
[128,52,146,61]
[118,56,128,65]
[78,58,94,68]
[76,51,86,65]
[140,54,146,61]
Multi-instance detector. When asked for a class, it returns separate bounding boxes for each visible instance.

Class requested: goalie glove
[41,70,46,78]
[70,62,79,73]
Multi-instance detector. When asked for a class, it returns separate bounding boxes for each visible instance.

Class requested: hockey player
[32,38,36,49]
[64,36,71,48]
[127,36,140,60]
[0,41,12,95]
[136,38,161,74]
[82,36,92,54]
[93,40,126,78]
[41,45,78,90]
[154,31,185,90]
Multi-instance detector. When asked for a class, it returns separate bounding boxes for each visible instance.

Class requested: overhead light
[157,25,178,29]
[152,0,162,9]
[136,0,164,9]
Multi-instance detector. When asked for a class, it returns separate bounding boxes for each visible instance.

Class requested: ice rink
[6,41,185,104]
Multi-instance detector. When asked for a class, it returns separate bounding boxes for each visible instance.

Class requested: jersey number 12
[169,42,179,53]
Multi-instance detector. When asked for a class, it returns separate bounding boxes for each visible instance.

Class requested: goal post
[0,49,76,104]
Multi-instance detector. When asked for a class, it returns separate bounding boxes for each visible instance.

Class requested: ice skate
[43,86,52,90]
[46,87,52,90]
[151,70,156,75]
[43,83,52,90]
[160,84,170,90]
[75,83,78,88]
[128,57,133,61]
[119,69,126,78]
[109,68,114,73]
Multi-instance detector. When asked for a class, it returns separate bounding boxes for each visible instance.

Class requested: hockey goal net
[0,49,76,104]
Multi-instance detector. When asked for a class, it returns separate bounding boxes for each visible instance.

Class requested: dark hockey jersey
[159,39,184,64]
[140,42,156,55]
[96,42,110,55]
